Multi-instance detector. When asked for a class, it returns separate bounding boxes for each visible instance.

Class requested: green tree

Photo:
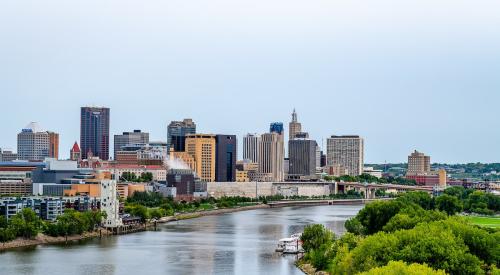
[301,224,335,252]
[354,200,404,234]
[397,191,433,210]
[435,194,463,215]
[9,208,42,239]
[359,261,446,275]
[382,207,447,232]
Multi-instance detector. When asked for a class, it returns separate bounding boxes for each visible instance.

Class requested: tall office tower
[288,109,302,141]
[288,137,317,179]
[17,122,50,161]
[80,107,110,160]
[315,145,321,169]
[270,122,284,136]
[326,135,364,176]
[48,132,59,159]
[167,119,196,152]
[185,134,216,182]
[113,130,149,159]
[258,132,285,182]
[243,133,260,163]
[70,142,81,161]
[407,150,431,175]
[215,135,237,182]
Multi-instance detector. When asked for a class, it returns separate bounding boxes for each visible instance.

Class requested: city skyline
[1,1,499,163]
[0,105,499,164]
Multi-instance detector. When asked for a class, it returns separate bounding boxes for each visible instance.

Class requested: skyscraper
[243,133,260,163]
[258,132,284,182]
[288,137,317,180]
[185,134,216,182]
[288,109,302,141]
[113,130,149,159]
[326,135,364,176]
[407,150,431,175]
[80,107,110,160]
[270,122,284,136]
[17,122,50,161]
[48,131,59,159]
[167,119,196,152]
[215,135,237,182]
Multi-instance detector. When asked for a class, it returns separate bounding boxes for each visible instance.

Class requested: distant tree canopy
[121,172,153,182]
[323,174,416,186]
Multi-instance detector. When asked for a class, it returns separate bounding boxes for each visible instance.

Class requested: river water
[0,205,362,275]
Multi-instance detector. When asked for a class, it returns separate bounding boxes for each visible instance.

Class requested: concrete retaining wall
[206,182,331,199]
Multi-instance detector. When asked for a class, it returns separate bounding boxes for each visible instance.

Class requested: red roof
[71,142,81,152]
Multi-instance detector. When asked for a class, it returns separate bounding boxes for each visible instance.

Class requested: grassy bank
[467,216,500,228]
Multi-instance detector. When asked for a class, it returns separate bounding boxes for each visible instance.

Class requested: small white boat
[276,234,304,254]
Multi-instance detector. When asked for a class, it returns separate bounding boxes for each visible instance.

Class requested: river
[0,204,363,275]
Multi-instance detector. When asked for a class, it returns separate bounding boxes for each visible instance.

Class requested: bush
[359,261,446,275]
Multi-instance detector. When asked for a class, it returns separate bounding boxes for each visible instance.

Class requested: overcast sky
[0,0,499,163]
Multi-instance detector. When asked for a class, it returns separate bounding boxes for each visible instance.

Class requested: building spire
[292,108,297,122]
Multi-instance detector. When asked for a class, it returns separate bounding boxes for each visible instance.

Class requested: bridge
[335,182,435,199]
[267,198,393,208]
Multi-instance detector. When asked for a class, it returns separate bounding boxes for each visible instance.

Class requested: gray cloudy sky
[0,0,499,163]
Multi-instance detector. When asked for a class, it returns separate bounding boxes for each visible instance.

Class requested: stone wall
[206,182,331,199]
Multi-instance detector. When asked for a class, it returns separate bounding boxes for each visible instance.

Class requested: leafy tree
[435,194,463,215]
[382,207,447,232]
[125,204,150,222]
[9,208,42,239]
[359,261,446,275]
[338,223,484,275]
[301,224,335,252]
[396,191,433,210]
[353,200,404,234]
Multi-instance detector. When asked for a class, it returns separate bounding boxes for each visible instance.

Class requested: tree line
[324,174,417,185]
[0,208,106,244]
[299,189,500,275]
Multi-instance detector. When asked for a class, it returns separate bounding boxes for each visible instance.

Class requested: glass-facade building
[80,107,110,160]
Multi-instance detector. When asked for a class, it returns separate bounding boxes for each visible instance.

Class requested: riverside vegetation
[0,209,106,245]
[123,190,369,222]
[299,186,500,275]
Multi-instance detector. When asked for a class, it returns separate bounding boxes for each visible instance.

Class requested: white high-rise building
[17,122,50,161]
[326,135,364,176]
[100,179,123,228]
[243,133,260,163]
[258,132,284,182]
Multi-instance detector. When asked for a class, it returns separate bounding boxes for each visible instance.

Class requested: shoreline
[0,204,270,252]
[0,200,365,252]
[0,230,113,252]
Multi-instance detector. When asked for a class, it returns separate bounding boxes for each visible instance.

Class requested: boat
[276,234,304,254]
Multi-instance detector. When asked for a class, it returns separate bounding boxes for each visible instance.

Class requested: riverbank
[0,229,112,251]
[158,203,270,224]
[0,204,270,251]
[0,201,365,252]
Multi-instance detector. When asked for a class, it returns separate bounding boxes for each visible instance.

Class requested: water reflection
[0,205,362,275]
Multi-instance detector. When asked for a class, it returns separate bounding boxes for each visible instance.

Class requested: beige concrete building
[407,150,431,175]
[289,109,302,141]
[258,133,284,182]
[169,149,197,171]
[186,134,216,182]
[326,135,364,176]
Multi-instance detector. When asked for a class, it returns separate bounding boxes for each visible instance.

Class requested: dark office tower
[167,119,196,152]
[80,107,110,160]
[215,135,237,182]
[269,122,284,135]
[288,137,317,179]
